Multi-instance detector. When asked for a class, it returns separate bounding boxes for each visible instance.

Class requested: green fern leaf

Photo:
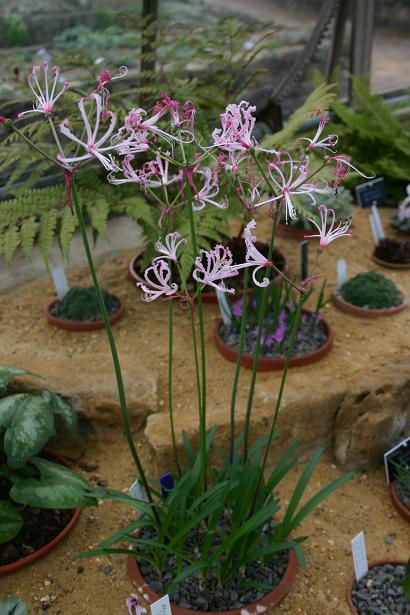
[60,206,78,260]
[38,209,58,266]
[20,216,39,260]
[1,226,20,263]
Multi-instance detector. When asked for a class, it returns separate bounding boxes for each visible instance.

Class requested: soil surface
[0,207,409,613]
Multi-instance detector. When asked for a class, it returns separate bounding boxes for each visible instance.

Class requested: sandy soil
[0,206,409,613]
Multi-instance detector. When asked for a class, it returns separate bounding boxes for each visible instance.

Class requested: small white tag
[351,531,368,582]
[371,205,385,241]
[369,214,379,244]
[384,436,410,483]
[151,594,172,615]
[51,266,70,300]
[337,259,347,287]
[129,479,148,502]
[215,288,232,326]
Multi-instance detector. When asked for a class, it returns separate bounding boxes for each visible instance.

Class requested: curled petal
[137,259,178,302]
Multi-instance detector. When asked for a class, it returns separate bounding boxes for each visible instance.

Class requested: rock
[76,565,85,574]
[334,359,410,469]
[384,534,393,545]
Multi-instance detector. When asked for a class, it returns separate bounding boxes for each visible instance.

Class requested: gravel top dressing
[137,524,289,612]
[219,313,328,358]
[351,563,410,615]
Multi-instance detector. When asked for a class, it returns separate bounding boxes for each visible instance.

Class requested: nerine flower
[299,110,338,152]
[108,153,180,188]
[212,101,257,152]
[329,154,373,188]
[191,168,228,211]
[121,98,191,147]
[305,204,352,249]
[254,155,329,222]
[137,259,178,302]
[154,96,196,133]
[153,232,186,262]
[239,219,271,287]
[18,62,69,118]
[192,245,239,293]
[57,93,120,170]
[96,66,127,117]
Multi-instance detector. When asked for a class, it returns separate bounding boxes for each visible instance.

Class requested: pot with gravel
[346,560,409,615]
[0,366,96,575]
[372,238,410,269]
[214,282,333,371]
[390,455,410,523]
[332,271,406,318]
[45,287,125,331]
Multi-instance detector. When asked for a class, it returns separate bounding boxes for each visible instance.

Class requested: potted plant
[0,366,96,575]
[332,271,406,318]
[373,238,410,268]
[346,560,409,614]
[277,186,354,239]
[45,286,125,331]
[3,69,361,612]
[390,185,410,235]
[390,455,410,523]
[214,280,333,370]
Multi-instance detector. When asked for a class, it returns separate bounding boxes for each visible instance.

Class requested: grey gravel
[137,523,289,612]
[102,565,112,575]
[352,563,410,615]
[219,313,328,359]
[384,534,393,545]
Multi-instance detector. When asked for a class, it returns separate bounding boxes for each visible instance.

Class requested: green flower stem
[229,265,250,464]
[71,178,159,522]
[249,296,303,516]
[168,296,181,477]
[184,177,207,492]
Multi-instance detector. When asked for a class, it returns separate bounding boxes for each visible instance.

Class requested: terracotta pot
[129,248,288,305]
[390,481,410,522]
[372,253,410,270]
[332,290,407,318]
[128,548,298,615]
[45,295,125,331]
[213,309,333,371]
[0,449,81,576]
[346,560,407,614]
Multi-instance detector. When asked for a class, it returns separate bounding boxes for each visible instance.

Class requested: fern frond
[20,216,39,260]
[60,207,78,260]
[38,208,58,266]
[263,83,336,150]
[1,226,20,263]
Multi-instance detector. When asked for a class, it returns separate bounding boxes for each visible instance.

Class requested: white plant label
[369,214,379,244]
[337,259,347,287]
[351,531,368,582]
[215,288,232,326]
[51,266,69,300]
[151,594,172,615]
[370,205,385,241]
[384,436,410,483]
[129,478,148,502]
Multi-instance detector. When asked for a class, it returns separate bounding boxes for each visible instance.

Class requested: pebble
[102,565,112,575]
[97,479,108,487]
[351,563,409,615]
[384,534,393,545]
[77,565,85,574]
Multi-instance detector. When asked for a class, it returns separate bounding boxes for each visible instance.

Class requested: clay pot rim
[390,481,410,522]
[332,290,407,318]
[372,253,410,269]
[45,294,125,331]
[129,245,288,305]
[213,309,333,371]
[0,448,81,576]
[128,548,298,615]
[346,559,407,614]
